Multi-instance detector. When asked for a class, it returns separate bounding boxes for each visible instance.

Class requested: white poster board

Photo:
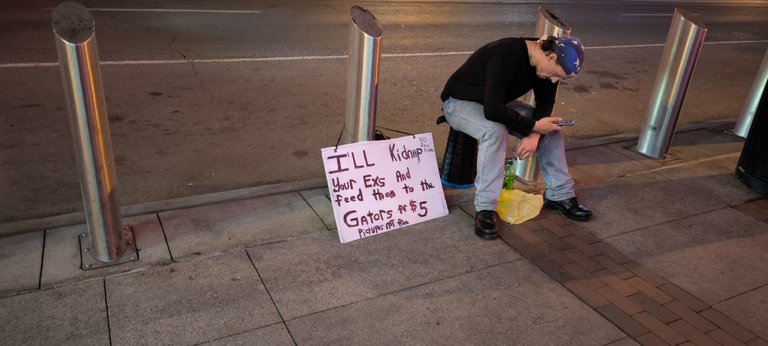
[321,133,449,243]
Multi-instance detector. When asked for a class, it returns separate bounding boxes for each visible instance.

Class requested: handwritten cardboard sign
[321,133,449,243]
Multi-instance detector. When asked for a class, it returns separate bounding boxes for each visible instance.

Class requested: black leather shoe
[544,197,593,222]
[475,210,498,240]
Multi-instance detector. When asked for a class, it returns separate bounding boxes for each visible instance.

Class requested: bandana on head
[555,37,584,76]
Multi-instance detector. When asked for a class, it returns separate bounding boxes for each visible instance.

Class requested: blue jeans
[442,97,576,211]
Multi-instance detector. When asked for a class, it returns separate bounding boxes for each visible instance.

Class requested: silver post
[344,5,382,144]
[734,49,768,138]
[637,9,707,159]
[515,7,572,182]
[53,1,126,263]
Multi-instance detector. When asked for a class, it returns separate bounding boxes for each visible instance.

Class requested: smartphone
[555,120,576,126]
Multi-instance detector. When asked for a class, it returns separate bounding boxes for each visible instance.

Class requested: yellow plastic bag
[496,189,543,224]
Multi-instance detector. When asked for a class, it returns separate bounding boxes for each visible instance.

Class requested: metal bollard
[530,7,572,44]
[515,7,572,182]
[736,80,768,196]
[734,48,768,138]
[53,2,130,264]
[636,9,707,159]
[344,5,382,144]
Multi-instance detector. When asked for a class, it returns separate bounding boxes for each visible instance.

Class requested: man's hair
[539,35,558,54]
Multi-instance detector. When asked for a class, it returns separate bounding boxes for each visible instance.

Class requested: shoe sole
[543,202,592,222]
[474,227,498,240]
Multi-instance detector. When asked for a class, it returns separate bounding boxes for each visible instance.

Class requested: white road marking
[102,55,349,65]
[621,13,700,16]
[382,51,475,58]
[2,40,767,69]
[587,43,665,49]
[88,8,262,14]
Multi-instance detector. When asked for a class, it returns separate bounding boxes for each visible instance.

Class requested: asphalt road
[1,0,767,222]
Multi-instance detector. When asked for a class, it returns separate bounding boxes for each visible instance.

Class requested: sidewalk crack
[103,279,113,346]
[281,259,524,324]
[38,230,46,290]
[711,282,768,306]
[602,205,731,241]
[155,213,175,262]
[244,249,297,345]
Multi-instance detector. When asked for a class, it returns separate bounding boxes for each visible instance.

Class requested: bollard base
[631,144,679,162]
[736,166,768,197]
[79,226,138,270]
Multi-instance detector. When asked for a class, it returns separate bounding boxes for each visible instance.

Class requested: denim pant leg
[507,101,576,201]
[443,98,508,211]
[537,131,576,200]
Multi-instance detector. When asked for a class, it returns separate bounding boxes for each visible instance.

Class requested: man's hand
[533,117,563,134]
[515,132,541,160]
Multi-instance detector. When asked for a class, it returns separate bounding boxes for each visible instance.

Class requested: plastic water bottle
[503,159,515,190]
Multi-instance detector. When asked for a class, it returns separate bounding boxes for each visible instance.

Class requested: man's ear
[546,51,557,61]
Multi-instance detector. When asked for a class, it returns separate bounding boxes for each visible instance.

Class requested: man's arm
[482,53,537,136]
[532,77,558,120]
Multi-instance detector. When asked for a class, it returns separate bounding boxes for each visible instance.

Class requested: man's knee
[540,130,564,144]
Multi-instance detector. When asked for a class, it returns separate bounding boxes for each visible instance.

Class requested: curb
[0,178,327,238]
[0,120,741,237]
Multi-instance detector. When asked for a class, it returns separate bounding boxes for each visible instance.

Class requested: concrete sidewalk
[0,124,767,345]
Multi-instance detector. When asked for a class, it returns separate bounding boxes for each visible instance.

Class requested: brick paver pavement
[498,199,768,346]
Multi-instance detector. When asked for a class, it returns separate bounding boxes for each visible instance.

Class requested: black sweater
[440,37,557,137]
